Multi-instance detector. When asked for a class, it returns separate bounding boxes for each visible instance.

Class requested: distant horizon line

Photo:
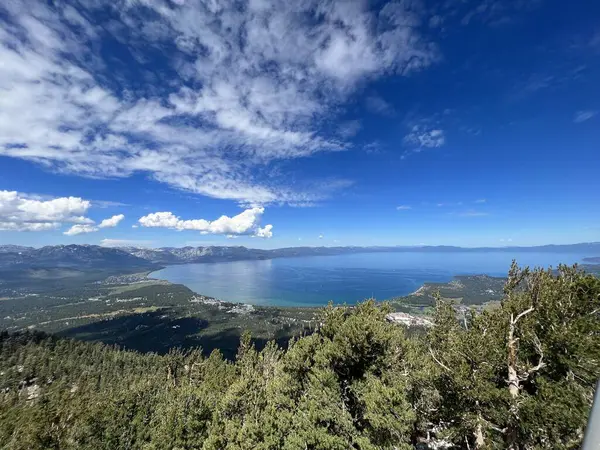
[3,242,599,251]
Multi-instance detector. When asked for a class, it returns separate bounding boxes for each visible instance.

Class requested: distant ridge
[0,244,157,271]
[0,245,34,254]
[124,242,600,264]
[2,242,598,266]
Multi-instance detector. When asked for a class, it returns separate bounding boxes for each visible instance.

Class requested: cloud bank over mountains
[0,190,272,238]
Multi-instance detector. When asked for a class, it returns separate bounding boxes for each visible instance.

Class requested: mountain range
[1,242,599,268]
[0,245,159,292]
[0,245,157,269]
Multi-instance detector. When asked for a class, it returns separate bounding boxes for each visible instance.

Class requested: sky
[0,0,599,249]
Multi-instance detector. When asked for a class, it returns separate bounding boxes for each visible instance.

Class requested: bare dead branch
[429,346,451,373]
[523,337,545,378]
[512,307,534,325]
[489,424,508,434]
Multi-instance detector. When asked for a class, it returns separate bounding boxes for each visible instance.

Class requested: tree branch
[512,307,534,325]
[429,346,451,373]
[520,336,545,380]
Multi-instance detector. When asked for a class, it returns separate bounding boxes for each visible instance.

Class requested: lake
[151,252,591,307]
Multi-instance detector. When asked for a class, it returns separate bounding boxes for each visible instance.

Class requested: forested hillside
[1,264,599,449]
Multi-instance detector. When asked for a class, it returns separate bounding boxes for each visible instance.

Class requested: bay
[151,252,591,307]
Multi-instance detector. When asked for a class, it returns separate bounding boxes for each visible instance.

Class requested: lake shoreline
[148,252,594,308]
[149,269,506,309]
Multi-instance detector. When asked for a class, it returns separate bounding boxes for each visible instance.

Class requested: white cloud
[138,207,273,238]
[0,191,91,222]
[0,221,60,232]
[0,0,438,206]
[474,199,487,204]
[254,224,273,239]
[99,214,125,228]
[318,234,324,239]
[396,205,412,210]
[64,224,97,236]
[0,190,93,232]
[63,213,125,235]
[573,110,597,123]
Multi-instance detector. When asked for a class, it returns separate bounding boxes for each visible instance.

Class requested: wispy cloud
[365,95,396,116]
[460,0,542,27]
[337,120,362,139]
[513,74,557,98]
[404,127,445,149]
[429,0,542,29]
[363,141,384,154]
[437,202,463,207]
[573,110,597,123]
[396,205,412,210]
[510,66,587,101]
[474,199,487,204]
[402,124,445,159]
[93,200,130,209]
[591,30,600,50]
[460,126,482,136]
[0,0,439,206]
[459,210,489,217]
[428,15,444,29]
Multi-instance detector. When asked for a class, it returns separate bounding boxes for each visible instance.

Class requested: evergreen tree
[0,264,598,449]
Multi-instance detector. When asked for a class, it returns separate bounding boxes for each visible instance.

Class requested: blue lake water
[151,252,592,307]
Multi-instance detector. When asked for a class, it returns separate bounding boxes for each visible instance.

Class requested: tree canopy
[1,264,598,449]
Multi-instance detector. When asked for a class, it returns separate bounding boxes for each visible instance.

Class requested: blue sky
[0,0,599,249]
